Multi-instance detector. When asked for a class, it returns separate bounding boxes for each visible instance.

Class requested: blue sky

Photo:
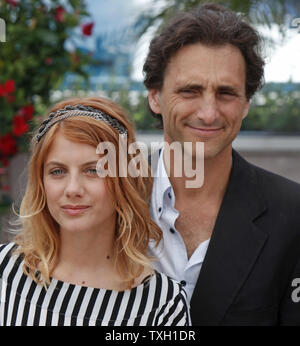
[85,0,142,34]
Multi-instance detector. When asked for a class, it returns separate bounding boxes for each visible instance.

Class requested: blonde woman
[0,97,190,326]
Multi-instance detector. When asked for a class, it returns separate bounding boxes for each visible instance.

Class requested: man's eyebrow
[45,160,98,168]
[175,83,204,92]
[175,83,241,93]
[217,85,240,93]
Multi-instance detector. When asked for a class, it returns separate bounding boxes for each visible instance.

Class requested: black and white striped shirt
[0,242,190,326]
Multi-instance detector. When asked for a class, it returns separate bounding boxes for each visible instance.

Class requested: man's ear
[148,89,162,114]
[242,100,250,119]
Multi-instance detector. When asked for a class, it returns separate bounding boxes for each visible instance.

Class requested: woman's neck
[58,229,115,270]
[51,226,120,288]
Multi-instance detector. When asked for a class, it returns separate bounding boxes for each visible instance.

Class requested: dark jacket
[190,150,300,325]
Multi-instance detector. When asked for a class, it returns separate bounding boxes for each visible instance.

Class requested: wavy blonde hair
[13,97,162,288]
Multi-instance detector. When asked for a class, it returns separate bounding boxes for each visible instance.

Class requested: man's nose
[195,93,219,125]
[65,174,84,198]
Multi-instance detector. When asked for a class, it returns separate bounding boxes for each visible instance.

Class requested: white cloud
[264,30,300,82]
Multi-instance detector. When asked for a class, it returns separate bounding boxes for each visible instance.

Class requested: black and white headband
[35,104,128,143]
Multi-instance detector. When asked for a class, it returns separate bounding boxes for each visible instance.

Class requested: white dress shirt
[149,147,210,303]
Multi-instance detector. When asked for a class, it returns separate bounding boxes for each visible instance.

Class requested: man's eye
[220,91,236,96]
[180,89,197,96]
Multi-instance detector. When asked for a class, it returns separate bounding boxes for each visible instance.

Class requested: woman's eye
[50,169,64,176]
[86,168,98,175]
[48,168,98,176]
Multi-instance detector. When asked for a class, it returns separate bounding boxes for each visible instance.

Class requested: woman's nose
[65,175,84,198]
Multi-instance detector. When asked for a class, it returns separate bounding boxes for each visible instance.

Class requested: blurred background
[0,0,300,241]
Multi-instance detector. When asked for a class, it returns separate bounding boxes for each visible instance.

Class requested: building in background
[62,0,145,92]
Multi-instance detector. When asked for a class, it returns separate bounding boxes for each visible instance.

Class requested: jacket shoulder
[250,161,300,201]
[233,150,300,201]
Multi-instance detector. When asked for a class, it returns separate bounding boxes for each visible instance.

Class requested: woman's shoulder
[0,242,21,275]
[133,269,187,306]
[148,271,190,326]
[0,241,18,256]
[151,270,188,301]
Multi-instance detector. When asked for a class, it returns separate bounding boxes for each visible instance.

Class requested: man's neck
[167,146,233,205]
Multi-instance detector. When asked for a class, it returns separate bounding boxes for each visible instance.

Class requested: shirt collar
[154,146,173,216]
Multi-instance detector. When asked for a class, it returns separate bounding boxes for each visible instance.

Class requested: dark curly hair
[143,2,265,128]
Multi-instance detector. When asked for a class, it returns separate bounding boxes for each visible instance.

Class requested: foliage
[243,83,300,132]
[0,0,97,209]
[0,0,96,166]
[112,83,300,133]
[138,0,300,38]
[107,87,158,132]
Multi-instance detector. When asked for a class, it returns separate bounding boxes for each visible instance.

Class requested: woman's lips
[61,207,90,216]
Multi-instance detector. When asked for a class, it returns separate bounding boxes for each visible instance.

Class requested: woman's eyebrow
[45,160,98,168]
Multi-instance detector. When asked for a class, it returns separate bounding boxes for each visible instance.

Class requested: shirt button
[170,228,175,234]
[158,207,162,212]
[180,280,187,286]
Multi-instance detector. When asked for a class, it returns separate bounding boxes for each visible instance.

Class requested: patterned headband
[35,104,128,143]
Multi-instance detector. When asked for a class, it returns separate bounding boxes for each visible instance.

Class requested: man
[144,3,300,325]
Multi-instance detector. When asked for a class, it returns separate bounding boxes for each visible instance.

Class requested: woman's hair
[143,3,265,128]
[13,96,162,288]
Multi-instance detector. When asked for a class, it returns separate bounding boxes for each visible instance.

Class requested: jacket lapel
[190,150,268,325]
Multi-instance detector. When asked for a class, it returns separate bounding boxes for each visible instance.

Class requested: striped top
[0,242,190,326]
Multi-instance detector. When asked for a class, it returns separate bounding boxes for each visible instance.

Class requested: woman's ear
[148,89,162,114]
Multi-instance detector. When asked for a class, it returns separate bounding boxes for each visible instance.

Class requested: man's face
[148,43,250,160]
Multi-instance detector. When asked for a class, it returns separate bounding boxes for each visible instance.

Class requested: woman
[0,97,190,326]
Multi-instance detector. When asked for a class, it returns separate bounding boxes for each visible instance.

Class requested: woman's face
[43,132,116,236]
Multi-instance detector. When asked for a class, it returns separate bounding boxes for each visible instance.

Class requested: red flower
[12,115,29,137]
[1,157,9,167]
[82,22,94,36]
[6,0,18,7]
[45,57,53,65]
[0,134,17,156]
[20,105,34,120]
[0,85,6,97]
[7,94,15,103]
[1,185,10,192]
[54,6,65,22]
[5,80,15,93]
[0,79,15,97]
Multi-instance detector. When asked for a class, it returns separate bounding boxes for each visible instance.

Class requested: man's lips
[186,125,223,137]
